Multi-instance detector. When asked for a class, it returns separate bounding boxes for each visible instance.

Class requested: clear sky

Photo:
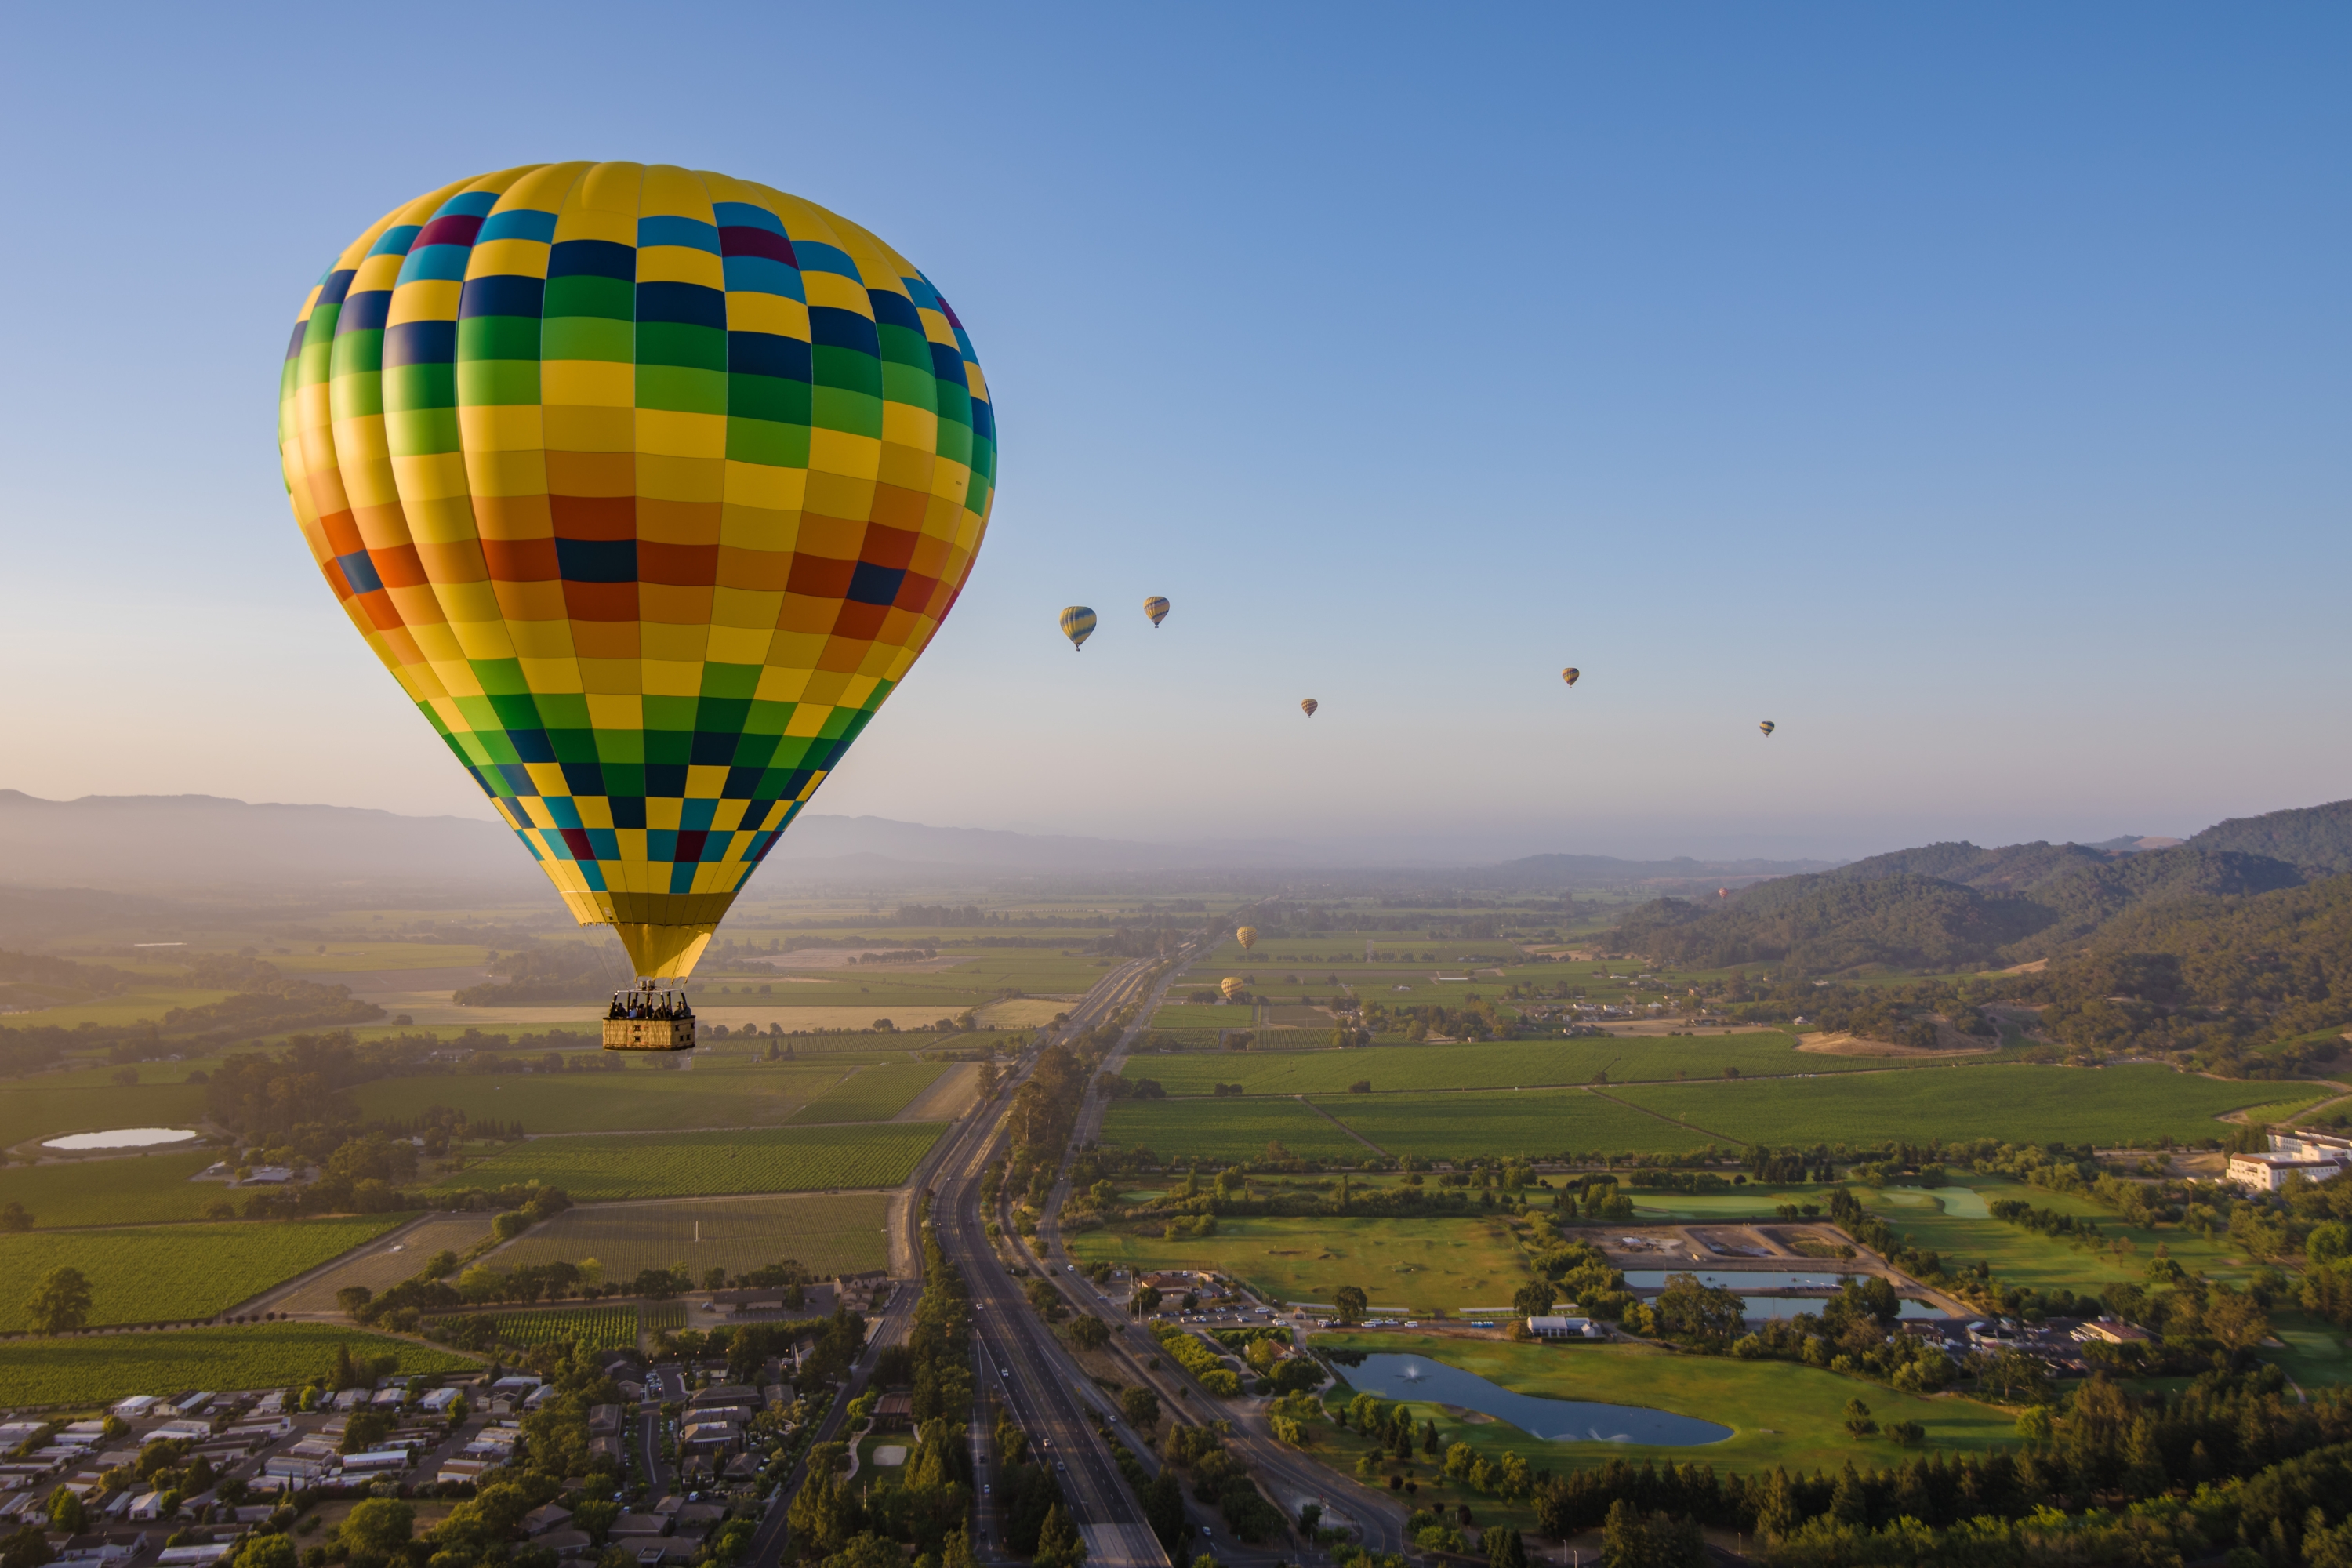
[1,4,2343,862]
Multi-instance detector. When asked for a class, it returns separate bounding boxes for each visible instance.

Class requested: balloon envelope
[1220,976,1246,999]
[1759,720,1777,736]
[1236,926,1257,950]
[1060,606,1097,648]
[1144,596,1169,628]
[1300,698,1319,717]
[279,163,996,980]
[1562,667,1580,686]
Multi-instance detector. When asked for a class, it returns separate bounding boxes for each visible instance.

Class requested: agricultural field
[7,988,238,1029]
[1123,1033,1915,1098]
[1,1323,476,1411]
[0,1079,216,1152]
[1318,1088,1722,1160]
[0,1151,226,1229]
[1613,1064,2278,1149]
[351,1058,850,1133]
[786,1062,950,1124]
[1849,1178,2255,1294]
[1310,1331,2016,1490]
[1099,1098,1372,1166]
[433,1123,945,1200]
[1149,1004,1259,1030]
[491,1192,891,1280]
[0,1215,408,1331]
[1068,1215,1535,1311]
[469,1305,642,1354]
[277,1214,500,1312]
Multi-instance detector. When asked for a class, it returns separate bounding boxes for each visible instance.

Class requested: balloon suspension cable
[606,976,695,1023]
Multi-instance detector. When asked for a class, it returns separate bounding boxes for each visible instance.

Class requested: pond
[1735,1296,1952,1320]
[42,1127,202,1151]
[1341,1352,1732,1446]
[1624,1269,1859,1290]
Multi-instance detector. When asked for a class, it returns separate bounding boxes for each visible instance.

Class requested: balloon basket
[602,982,698,1051]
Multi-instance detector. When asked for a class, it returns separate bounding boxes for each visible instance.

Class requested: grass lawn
[0,1080,215,1152]
[1318,1089,1724,1160]
[431,1123,945,1199]
[1101,1098,1372,1165]
[1853,1177,2252,1293]
[0,1151,225,1228]
[1614,1064,2278,1149]
[350,1058,849,1133]
[1310,1331,2018,1492]
[1067,1215,1536,1310]
[0,1215,408,1330]
[1,1323,476,1411]
[490,1192,891,1279]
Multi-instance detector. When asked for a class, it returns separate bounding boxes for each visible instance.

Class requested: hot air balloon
[1300,698,1319,717]
[1759,720,1777,737]
[1144,596,1169,628]
[280,163,996,989]
[1562,667,1580,687]
[1236,926,1257,950]
[1060,606,1097,650]
[1717,888,1728,900]
[1220,976,1246,1000]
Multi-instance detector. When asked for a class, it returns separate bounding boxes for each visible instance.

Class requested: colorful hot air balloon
[1759,720,1777,736]
[1300,698,1319,717]
[1060,606,1097,649]
[1144,596,1170,628]
[1220,976,1246,1000]
[1718,888,1728,899]
[1562,667,1580,687]
[279,163,996,983]
[1236,926,1257,950]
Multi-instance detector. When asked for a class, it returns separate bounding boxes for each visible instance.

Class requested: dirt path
[1298,1095,1387,1155]
[895,1061,978,1122]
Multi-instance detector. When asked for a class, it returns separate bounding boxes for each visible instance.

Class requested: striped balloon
[1059,606,1097,649]
[1143,596,1170,628]
[278,163,996,979]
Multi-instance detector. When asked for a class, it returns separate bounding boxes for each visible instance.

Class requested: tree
[1034,1505,1087,1568]
[1486,1526,1527,1568]
[1121,1386,1161,1433]
[339,1499,415,1556]
[1599,1501,1705,1568]
[1333,1285,1368,1324]
[45,1490,85,1535]
[1065,1316,1109,1352]
[703,1266,728,1291]
[27,1267,92,1335]
[1842,1398,1877,1439]
[1511,1280,1555,1318]
[1,1523,56,1568]
[1142,1472,1188,1559]
[820,1537,900,1568]
[0,1202,31,1232]
[1131,1286,1161,1318]
[335,1286,373,1317]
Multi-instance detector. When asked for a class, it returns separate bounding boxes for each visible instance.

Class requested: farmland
[1319,1089,1722,1160]
[0,1215,408,1332]
[2,1323,475,1411]
[350,1059,849,1134]
[1099,1098,1371,1166]
[1067,1215,1535,1310]
[0,1079,214,1152]
[1123,1032,1903,1096]
[468,1305,642,1354]
[786,1061,951,1124]
[0,1152,229,1229]
[1311,1331,2016,1488]
[1149,1004,1260,1031]
[1613,1063,2277,1148]
[432,1124,946,1200]
[275,1214,502,1313]
[490,1192,891,1279]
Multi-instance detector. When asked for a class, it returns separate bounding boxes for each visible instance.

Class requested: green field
[434,1124,944,1199]
[1614,1064,2277,1148]
[1068,1215,1534,1309]
[786,1062,949,1124]
[1100,1099,1371,1165]
[491,1192,891,1279]
[0,1152,227,1229]
[0,1323,476,1410]
[351,1059,851,1134]
[469,1305,641,1353]
[1319,1089,1721,1160]
[1850,1178,2253,1294]
[1123,1033,1944,1097]
[1312,1331,2017,1487]
[1149,1004,1261,1030]
[0,1080,215,1152]
[8,989,238,1029]
[0,1215,408,1331]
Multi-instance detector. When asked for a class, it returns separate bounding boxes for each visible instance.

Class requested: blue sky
[1,4,2343,862]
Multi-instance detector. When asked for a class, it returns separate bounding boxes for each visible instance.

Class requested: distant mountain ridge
[1615,798,2350,973]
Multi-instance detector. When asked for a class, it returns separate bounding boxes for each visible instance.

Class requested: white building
[1526,1316,1604,1340]
[2226,1130,2352,1192]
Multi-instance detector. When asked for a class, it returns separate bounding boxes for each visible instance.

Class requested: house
[436,1459,492,1486]
[156,1548,233,1568]
[702,1285,833,1319]
[870,1394,913,1432]
[340,1451,412,1476]
[679,1423,739,1453]
[587,1405,620,1436]
[55,1535,142,1566]
[2073,1318,2154,1346]
[107,1398,160,1421]
[586,1437,622,1466]
[1526,1316,1602,1340]
[330,1390,370,1412]
[610,1513,669,1539]
[2226,1152,2342,1192]
[522,1504,573,1536]
[536,1531,594,1559]
[722,1453,761,1482]
[688,1385,759,1410]
[419,1388,461,1414]
[237,1167,295,1186]
[128,1493,167,1521]
[264,1457,329,1483]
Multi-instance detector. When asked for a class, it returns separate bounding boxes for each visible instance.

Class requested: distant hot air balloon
[1060,606,1097,650]
[1301,698,1319,717]
[1220,976,1246,1000]
[1236,926,1257,950]
[279,162,996,985]
[1718,888,1729,900]
[1144,596,1170,628]
[1759,720,1777,737]
[1562,667,1581,687]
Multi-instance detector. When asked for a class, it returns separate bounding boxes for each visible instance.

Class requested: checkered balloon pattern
[278,163,996,978]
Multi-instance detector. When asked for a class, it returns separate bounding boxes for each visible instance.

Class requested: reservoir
[42,1127,202,1151]
[1339,1352,1733,1446]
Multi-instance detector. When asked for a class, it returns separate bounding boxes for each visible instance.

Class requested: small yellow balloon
[1301,698,1319,717]
[1060,606,1097,650]
[1220,975,1246,1000]
[1236,926,1257,950]
[1144,596,1170,628]
[1759,720,1777,737]
[1562,667,1580,687]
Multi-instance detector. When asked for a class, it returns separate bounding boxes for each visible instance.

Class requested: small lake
[1736,1296,1951,1320]
[1624,1269,1858,1290]
[1341,1353,1731,1446]
[42,1127,201,1151]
